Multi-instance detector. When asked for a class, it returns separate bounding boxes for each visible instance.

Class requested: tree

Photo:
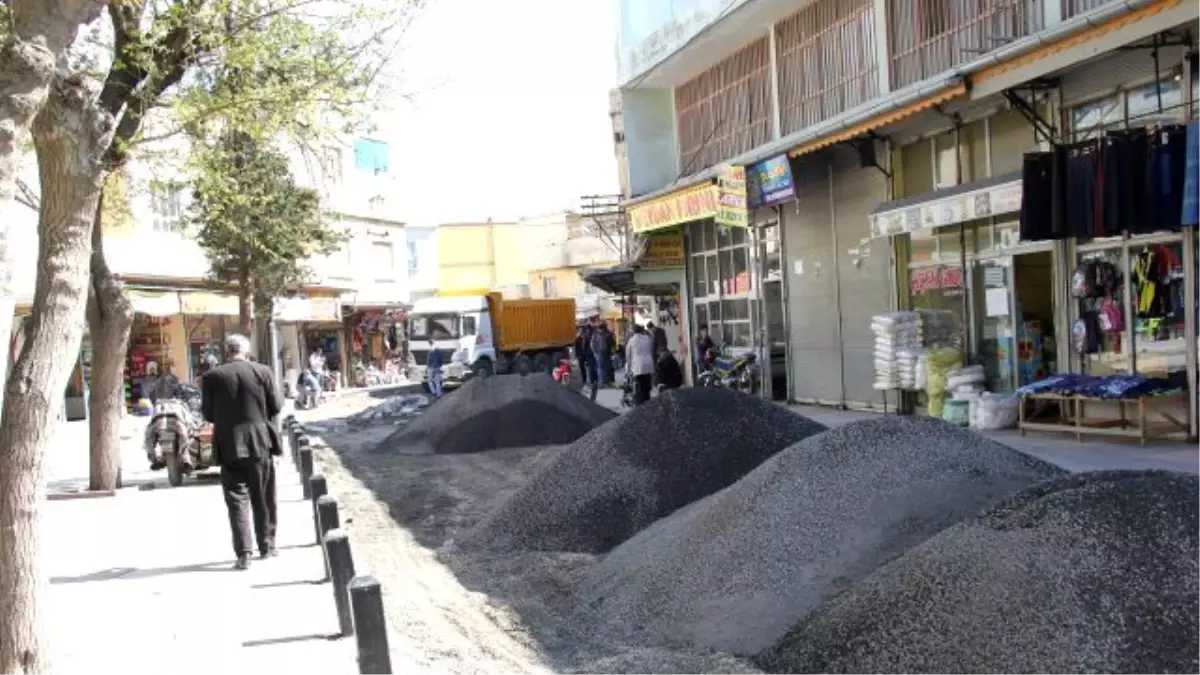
[190,131,345,334]
[0,0,411,668]
[81,0,410,493]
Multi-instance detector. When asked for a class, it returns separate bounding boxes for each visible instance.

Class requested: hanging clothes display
[1099,130,1146,236]
[1136,124,1188,234]
[1180,120,1199,227]
[1019,152,1056,241]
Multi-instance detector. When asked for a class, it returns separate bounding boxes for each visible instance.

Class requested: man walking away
[426,339,445,399]
[588,317,607,401]
[202,334,283,570]
[574,324,591,386]
[626,324,655,405]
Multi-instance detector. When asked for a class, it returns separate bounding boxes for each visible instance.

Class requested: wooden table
[1018,391,1189,446]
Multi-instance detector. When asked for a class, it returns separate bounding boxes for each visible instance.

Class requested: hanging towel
[1181,120,1199,226]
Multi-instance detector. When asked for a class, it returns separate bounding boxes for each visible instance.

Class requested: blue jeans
[428,369,444,398]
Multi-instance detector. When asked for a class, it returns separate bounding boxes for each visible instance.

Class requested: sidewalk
[45,455,356,673]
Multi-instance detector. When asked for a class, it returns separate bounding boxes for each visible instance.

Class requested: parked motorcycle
[697,352,759,393]
[143,385,215,487]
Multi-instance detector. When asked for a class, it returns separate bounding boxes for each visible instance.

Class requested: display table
[1018,391,1189,445]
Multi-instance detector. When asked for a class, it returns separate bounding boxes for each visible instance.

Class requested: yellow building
[435,222,502,293]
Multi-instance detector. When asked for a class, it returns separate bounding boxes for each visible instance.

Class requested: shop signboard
[641,230,685,269]
[309,296,342,322]
[870,178,1023,238]
[179,291,238,316]
[745,155,796,209]
[716,164,748,229]
[629,184,720,234]
[128,290,181,317]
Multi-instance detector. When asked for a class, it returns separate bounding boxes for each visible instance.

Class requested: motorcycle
[697,352,759,393]
[143,385,216,487]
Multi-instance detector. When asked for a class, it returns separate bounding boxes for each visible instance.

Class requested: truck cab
[407,295,496,386]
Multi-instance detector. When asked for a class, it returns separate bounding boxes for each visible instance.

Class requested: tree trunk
[237,270,252,336]
[0,74,113,674]
[86,190,134,492]
[0,0,107,419]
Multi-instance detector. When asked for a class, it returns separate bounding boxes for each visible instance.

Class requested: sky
[382,0,621,227]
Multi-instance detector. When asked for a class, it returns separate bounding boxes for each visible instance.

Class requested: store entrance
[971,250,1057,393]
[756,221,787,400]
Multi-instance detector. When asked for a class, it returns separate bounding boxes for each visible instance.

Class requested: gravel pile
[574,416,1064,656]
[458,388,825,554]
[758,470,1199,674]
[568,648,758,672]
[377,374,615,455]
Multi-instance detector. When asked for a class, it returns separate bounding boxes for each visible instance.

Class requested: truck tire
[473,359,494,378]
[533,352,550,375]
[514,355,533,376]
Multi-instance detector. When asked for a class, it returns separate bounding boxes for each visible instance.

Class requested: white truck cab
[407,295,496,385]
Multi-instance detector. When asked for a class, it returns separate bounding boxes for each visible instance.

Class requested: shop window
[722,298,750,322]
[697,220,715,251]
[541,276,558,298]
[1128,241,1188,388]
[936,226,962,262]
[150,183,184,233]
[705,256,719,297]
[908,228,937,264]
[691,256,708,300]
[1071,95,1122,140]
[994,217,1021,251]
[730,226,747,246]
[908,264,966,349]
[1126,76,1183,125]
[1074,248,1129,376]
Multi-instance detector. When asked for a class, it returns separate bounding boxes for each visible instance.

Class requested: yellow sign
[629,184,720,234]
[641,231,684,270]
[179,291,239,316]
[716,164,748,228]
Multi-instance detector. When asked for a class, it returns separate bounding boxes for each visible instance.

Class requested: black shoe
[259,547,278,559]
[234,555,251,570]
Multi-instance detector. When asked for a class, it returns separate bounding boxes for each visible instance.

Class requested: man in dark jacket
[202,334,283,569]
[655,349,684,391]
[574,324,591,386]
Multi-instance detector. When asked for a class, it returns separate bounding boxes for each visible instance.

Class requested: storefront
[345,305,408,387]
[275,291,344,391]
[125,290,186,409]
[872,39,1198,439]
[178,290,240,383]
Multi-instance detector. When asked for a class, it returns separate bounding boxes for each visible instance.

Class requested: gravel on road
[758,470,1200,674]
[458,387,826,554]
[377,374,614,455]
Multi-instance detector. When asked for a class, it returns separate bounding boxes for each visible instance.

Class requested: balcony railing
[888,0,1040,89]
[1061,0,1118,19]
[777,0,881,136]
[675,37,772,177]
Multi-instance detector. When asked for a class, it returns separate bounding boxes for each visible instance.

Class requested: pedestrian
[655,348,684,392]
[648,321,668,357]
[695,323,716,375]
[574,324,592,386]
[589,318,609,399]
[425,338,445,399]
[625,324,655,405]
[201,334,283,570]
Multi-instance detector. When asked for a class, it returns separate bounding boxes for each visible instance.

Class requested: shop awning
[128,290,181,317]
[274,294,343,323]
[581,263,682,297]
[787,82,969,158]
[869,172,1023,238]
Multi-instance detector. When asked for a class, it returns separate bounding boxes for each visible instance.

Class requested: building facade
[615,0,1199,438]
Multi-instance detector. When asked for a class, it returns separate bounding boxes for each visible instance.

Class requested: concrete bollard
[349,576,392,674]
[293,430,308,471]
[323,528,356,637]
[316,494,341,579]
[309,473,328,543]
[298,443,314,499]
[283,415,296,453]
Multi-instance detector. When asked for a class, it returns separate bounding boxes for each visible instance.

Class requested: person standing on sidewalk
[625,324,655,405]
[425,339,445,399]
[202,334,283,570]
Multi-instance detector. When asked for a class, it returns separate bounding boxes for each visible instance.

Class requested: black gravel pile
[377,374,614,455]
[758,470,1199,674]
[574,416,1064,656]
[457,387,825,554]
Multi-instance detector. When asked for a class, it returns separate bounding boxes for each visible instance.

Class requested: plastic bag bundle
[973,393,1020,430]
[895,347,923,390]
[872,312,921,390]
[923,347,963,417]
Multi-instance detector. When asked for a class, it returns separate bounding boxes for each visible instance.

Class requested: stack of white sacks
[947,365,987,424]
[872,312,923,391]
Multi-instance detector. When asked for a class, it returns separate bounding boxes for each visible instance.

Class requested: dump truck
[407,292,577,386]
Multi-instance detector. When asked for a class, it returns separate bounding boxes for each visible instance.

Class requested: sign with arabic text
[641,230,684,269]
[870,179,1023,238]
[629,184,719,234]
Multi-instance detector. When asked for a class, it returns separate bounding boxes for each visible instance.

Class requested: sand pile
[574,416,1065,656]
[377,374,614,455]
[758,470,1199,674]
[458,388,825,554]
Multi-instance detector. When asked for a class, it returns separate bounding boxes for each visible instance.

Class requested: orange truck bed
[488,292,577,353]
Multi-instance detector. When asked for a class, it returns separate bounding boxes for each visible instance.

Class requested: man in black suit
[202,334,283,569]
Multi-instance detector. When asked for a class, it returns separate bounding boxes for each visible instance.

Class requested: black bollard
[349,576,392,674]
[293,430,308,471]
[316,494,341,578]
[298,443,314,499]
[310,473,328,541]
[284,415,296,453]
[324,528,356,637]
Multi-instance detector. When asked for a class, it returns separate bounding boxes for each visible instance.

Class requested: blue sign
[746,155,796,209]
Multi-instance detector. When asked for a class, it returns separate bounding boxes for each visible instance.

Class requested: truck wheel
[473,360,494,378]
[533,353,550,375]
[514,355,533,376]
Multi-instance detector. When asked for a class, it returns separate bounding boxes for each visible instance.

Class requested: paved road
[45,454,356,673]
